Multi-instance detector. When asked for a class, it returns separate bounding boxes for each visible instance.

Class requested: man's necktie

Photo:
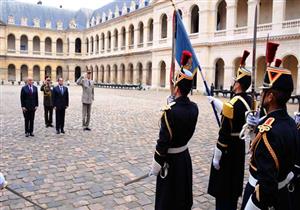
[29,85,33,95]
[60,87,63,95]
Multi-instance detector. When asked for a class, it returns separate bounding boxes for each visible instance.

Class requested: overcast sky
[17,0,114,11]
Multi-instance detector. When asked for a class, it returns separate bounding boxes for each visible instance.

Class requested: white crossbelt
[168,145,188,154]
[249,172,294,190]
[230,133,240,137]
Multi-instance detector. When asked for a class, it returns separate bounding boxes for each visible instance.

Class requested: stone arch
[75,66,81,82]
[20,35,28,52]
[128,63,134,84]
[236,0,248,27]
[256,56,266,89]
[33,36,40,52]
[285,0,300,20]
[190,4,199,33]
[7,34,16,51]
[160,61,166,87]
[146,61,152,85]
[148,18,153,42]
[113,64,118,83]
[161,14,168,38]
[56,38,63,54]
[75,38,82,53]
[282,55,298,94]
[137,62,143,84]
[214,58,225,89]
[120,64,125,84]
[20,64,28,81]
[8,64,16,81]
[45,65,52,78]
[259,0,273,24]
[45,37,52,53]
[216,0,227,30]
[33,65,40,81]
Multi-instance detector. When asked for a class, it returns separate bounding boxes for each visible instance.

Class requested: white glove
[212,146,222,170]
[0,173,7,190]
[246,111,260,127]
[244,195,261,210]
[149,158,161,176]
[294,112,300,126]
[207,96,223,115]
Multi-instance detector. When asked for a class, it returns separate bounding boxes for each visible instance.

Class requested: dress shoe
[56,130,60,134]
[46,125,49,128]
[86,127,91,131]
[30,133,34,137]
[25,133,29,137]
[83,127,88,131]
[61,130,65,134]
[49,124,54,127]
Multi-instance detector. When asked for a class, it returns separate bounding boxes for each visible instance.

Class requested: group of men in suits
[20,76,69,136]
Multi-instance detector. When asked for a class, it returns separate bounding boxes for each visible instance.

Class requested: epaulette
[160,102,176,112]
[222,96,251,119]
[258,117,275,133]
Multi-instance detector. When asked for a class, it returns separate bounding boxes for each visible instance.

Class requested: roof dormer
[102,12,106,22]
[115,5,120,18]
[45,20,52,29]
[122,2,128,15]
[57,20,63,30]
[130,1,136,12]
[33,18,40,27]
[108,9,113,20]
[8,15,15,25]
[21,17,28,26]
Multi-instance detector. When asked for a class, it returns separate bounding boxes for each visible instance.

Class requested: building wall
[0,0,299,93]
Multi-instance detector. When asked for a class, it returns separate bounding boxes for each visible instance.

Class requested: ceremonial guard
[241,43,298,210]
[149,51,199,210]
[207,50,252,210]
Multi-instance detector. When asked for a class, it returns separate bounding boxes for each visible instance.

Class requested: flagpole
[197,65,221,126]
[170,10,176,95]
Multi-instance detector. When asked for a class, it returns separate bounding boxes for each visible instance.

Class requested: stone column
[134,27,139,48]
[247,0,259,35]
[16,38,20,54]
[223,66,234,90]
[69,38,74,56]
[144,26,148,46]
[226,2,237,37]
[153,18,160,47]
[40,40,45,56]
[142,68,147,85]
[167,14,173,45]
[52,41,56,56]
[28,39,33,56]
[118,31,123,50]
[272,0,286,32]
[40,67,45,81]
[16,67,21,82]
[28,66,33,78]
[51,67,56,81]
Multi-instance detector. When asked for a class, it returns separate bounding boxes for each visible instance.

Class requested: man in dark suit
[52,78,69,134]
[20,77,38,137]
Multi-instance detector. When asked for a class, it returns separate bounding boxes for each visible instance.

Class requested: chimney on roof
[37,1,42,5]
[59,5,62,8]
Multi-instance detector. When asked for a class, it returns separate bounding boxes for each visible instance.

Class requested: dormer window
[21,17,27,26]
[33,18,40,27]
[45,20,52,29]
[8,15,15,24]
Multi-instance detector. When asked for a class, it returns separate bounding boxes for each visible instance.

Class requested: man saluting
[149,51,199,210]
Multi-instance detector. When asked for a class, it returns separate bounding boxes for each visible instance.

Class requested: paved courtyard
[0,85,298,210]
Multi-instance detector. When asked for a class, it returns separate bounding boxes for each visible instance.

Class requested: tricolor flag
[171,10,221,126]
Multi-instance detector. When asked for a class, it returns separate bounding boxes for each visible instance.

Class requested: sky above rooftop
[16,0,114,11]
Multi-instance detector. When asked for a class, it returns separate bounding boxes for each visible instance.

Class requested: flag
[173,11,221,126]
[175,11,199,75]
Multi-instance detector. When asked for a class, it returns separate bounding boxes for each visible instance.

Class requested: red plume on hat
[266,42,280,66]
[275,59,282,67]
[240,50,250,66]
[181,50,192,66]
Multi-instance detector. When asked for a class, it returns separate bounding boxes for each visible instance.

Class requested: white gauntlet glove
[0,173,7,190]
[149,158,161,176]
[212,146,222,170]
[207,96,223,115]
[294,112,300,126]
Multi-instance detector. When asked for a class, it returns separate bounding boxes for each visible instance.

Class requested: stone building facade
[0,0,299,93]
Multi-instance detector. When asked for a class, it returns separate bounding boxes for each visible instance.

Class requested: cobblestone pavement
[0,85,298,210]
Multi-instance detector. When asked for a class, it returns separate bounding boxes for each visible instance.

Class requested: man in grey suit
[76,69,94,131]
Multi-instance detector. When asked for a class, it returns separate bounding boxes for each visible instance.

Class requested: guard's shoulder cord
[250,117,279,170]
[160,102,176,140]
